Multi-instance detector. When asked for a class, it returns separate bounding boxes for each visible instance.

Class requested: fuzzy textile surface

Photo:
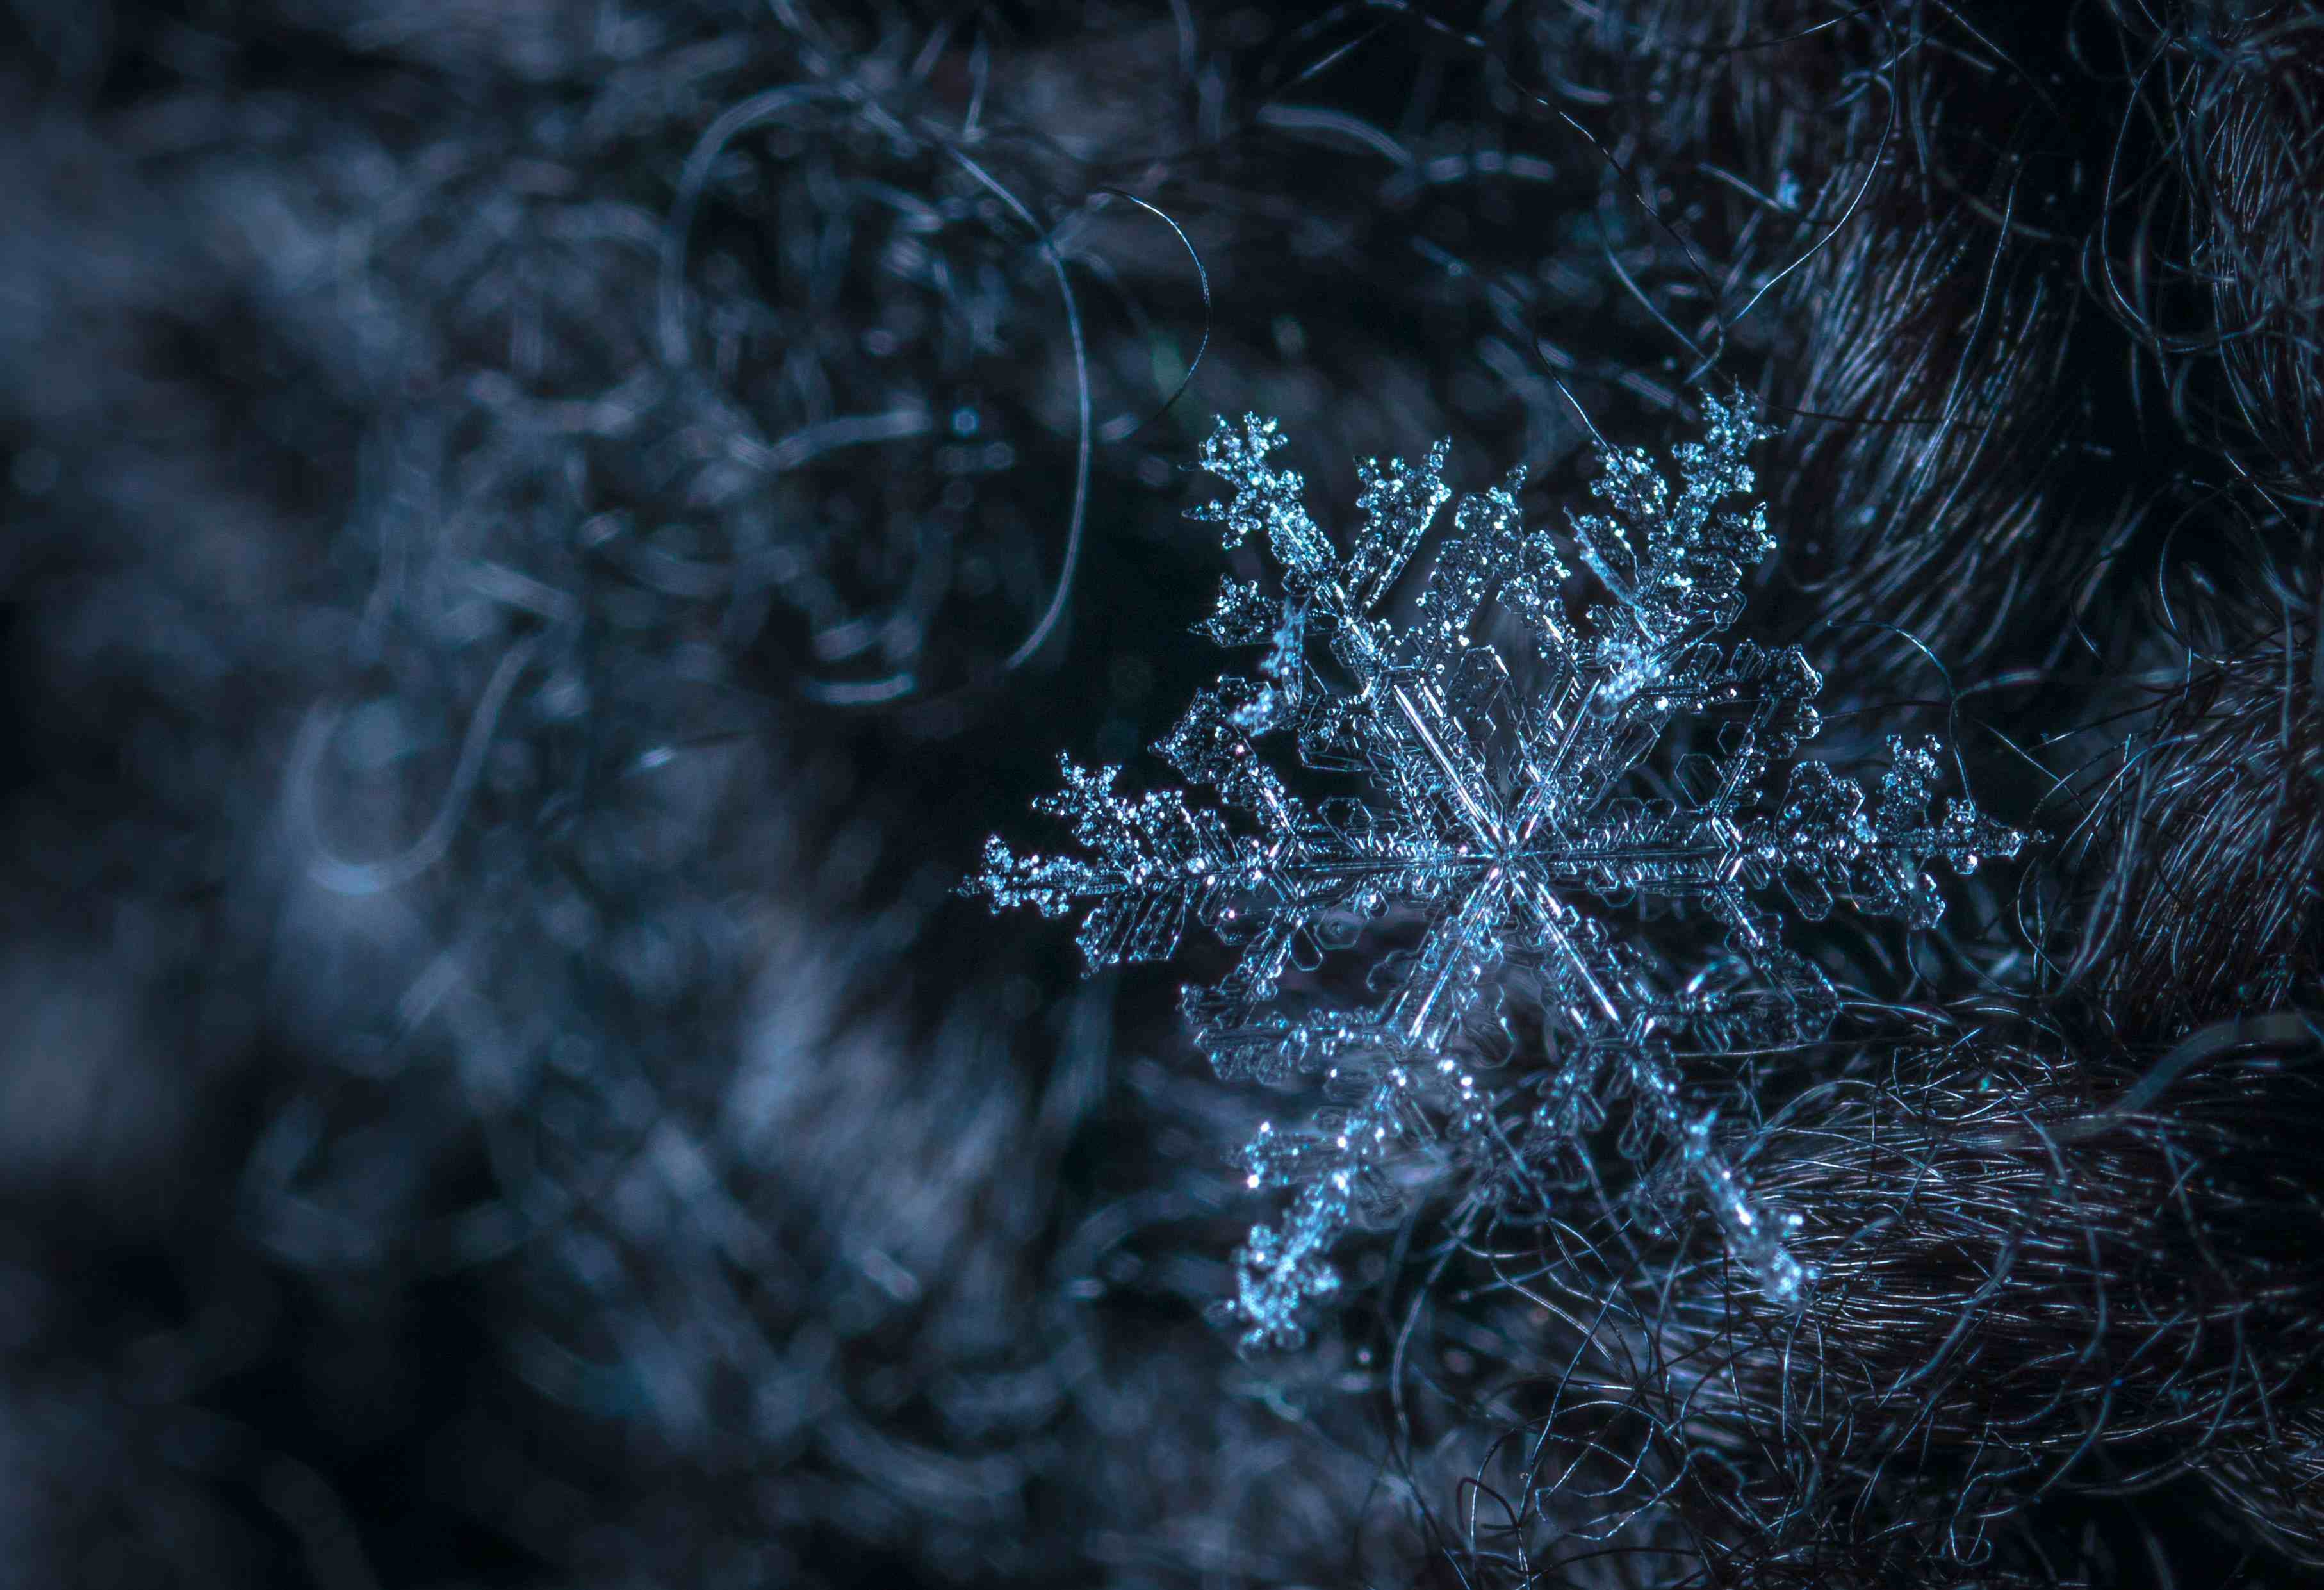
[0,3,2320,1587]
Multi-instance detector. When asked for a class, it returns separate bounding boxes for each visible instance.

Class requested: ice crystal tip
[971,391,2025,1349]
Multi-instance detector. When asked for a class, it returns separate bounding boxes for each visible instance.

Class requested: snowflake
[970,392,2024,1350]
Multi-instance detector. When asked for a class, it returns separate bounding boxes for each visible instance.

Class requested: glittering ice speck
[970,391,2023,1350]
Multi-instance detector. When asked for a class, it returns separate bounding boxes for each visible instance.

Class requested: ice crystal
[971,393,2024,1350]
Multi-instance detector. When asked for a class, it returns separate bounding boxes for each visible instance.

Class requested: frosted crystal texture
[970,393,2024,1350]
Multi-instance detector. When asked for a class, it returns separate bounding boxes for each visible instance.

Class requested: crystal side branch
[970,393,2024,1350]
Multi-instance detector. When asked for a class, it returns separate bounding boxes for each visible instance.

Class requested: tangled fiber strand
[286,3,2324,1580]
[1362,7,2324,1575]
[2099,0,2324,504]
[243,9,1411,1584]
[2053,596,2322,1045]
[1116,0,2119,709]
[3,1,2323,1587]
[1692,1038,2324,1570]
[0,6,1259,1585]
[181,4,1461,1584]
[1453,1,2281,683]
[1769,196,2104,677]
[1398,1028,2324,1587]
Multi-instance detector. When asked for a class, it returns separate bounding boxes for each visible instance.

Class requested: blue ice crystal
[970,392,2023,1350]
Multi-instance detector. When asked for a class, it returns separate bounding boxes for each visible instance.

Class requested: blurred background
[0,2,2318,1586]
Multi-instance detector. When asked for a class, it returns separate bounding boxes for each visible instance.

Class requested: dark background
[1,2,2318,1586]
